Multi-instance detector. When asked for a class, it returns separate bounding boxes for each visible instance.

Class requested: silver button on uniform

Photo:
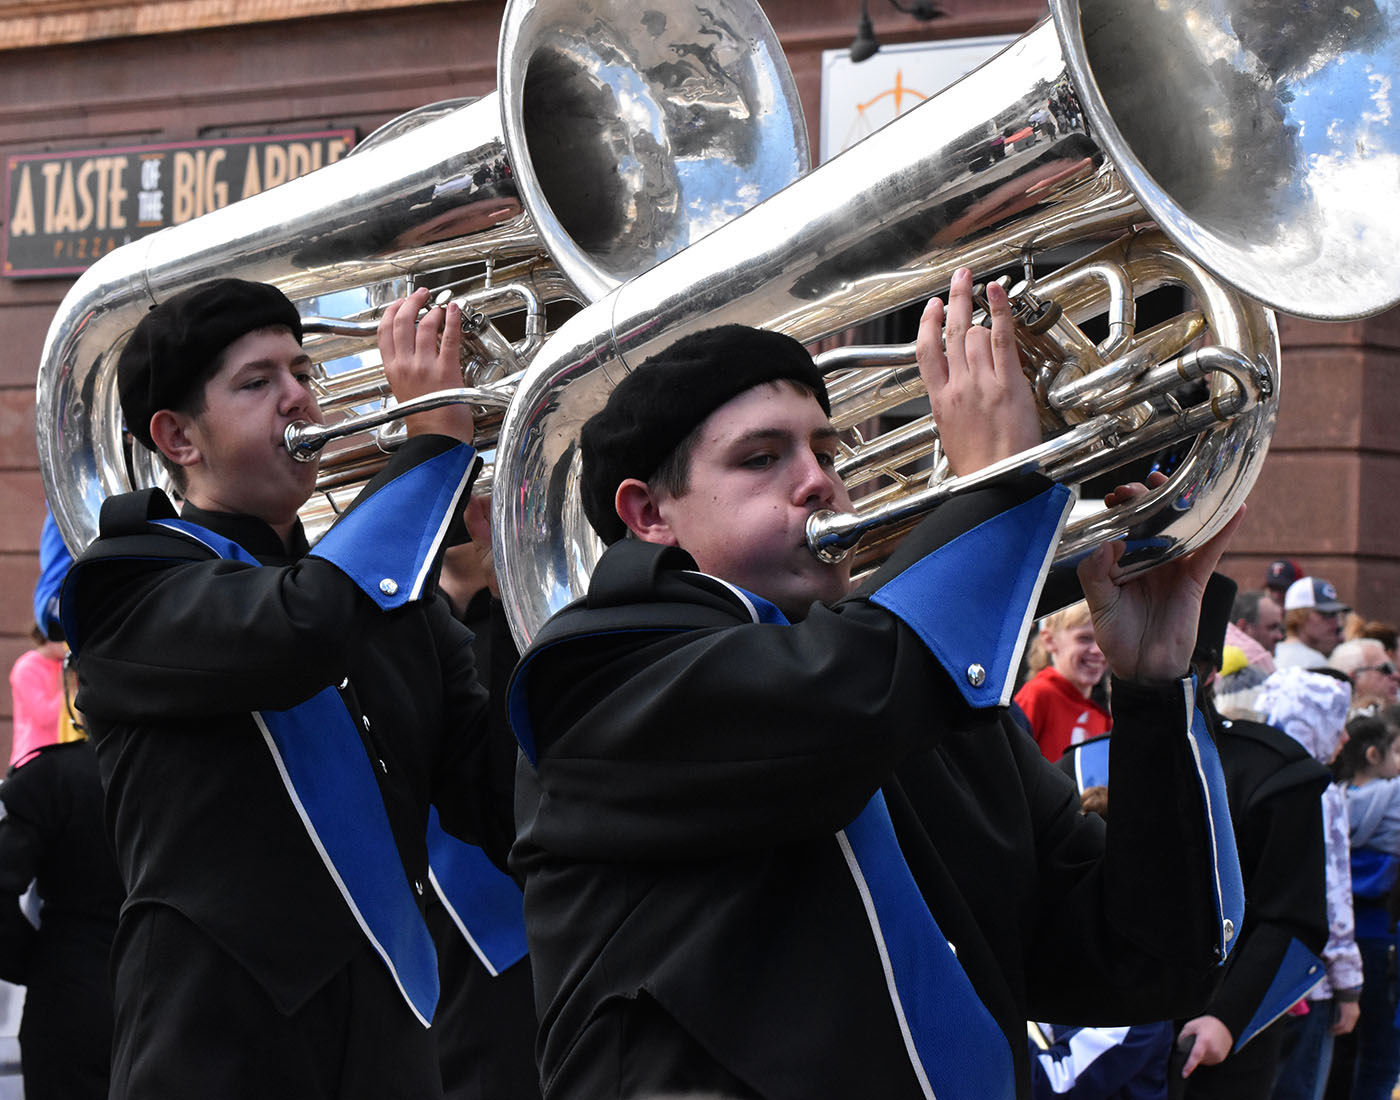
[966,663,986,687]
[380,578,398,596]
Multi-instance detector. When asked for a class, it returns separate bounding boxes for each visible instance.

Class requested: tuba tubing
[36,94,553,554]
[36,0,811,554]
[493,0,1400,648]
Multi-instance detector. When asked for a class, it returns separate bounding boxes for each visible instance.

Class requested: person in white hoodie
[1256,667,1360,1100]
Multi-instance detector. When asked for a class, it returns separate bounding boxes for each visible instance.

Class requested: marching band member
[61,280,521,1099]
[506,270,1245,1099]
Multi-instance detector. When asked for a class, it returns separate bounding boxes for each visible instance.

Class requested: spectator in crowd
[1358,622,1398,665]
[1014,601,1112,761]
[1230,590,1284,673]
[1329,639,1400,714]
[1265,560,1305,610]
[1215,589,1286,720]
[8,624,66,768]
[1276,579,1350,671]
[1215,646,1267,722]
[10,508,80,766]
[1257,668,1360,1100]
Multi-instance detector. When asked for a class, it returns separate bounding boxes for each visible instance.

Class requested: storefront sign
[4,129,355,277]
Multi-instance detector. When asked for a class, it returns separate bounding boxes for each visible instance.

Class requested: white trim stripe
[151,520,219,555]
[1180,679,1227,955]
[253,711,431,1027]
[427,866,501,977]
[998,485,1078,706]
[835,829,937,1100]
[681,571,764,624]
[411,461,474,601]
[1243,978,1323,1047]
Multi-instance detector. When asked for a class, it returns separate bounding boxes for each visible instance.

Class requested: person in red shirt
[1016,601,1112,761]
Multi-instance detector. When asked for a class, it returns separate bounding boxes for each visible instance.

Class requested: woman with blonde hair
[1014,601,1111,761]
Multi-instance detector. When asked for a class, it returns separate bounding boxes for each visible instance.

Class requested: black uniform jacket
[63,436,517,1015]
[0,740,122,984]
[1204,714,1329,1042]
[509,477,1227,1100]
[0,739,124,1100]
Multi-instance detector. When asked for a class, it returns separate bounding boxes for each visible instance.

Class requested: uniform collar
[178,502,309,563]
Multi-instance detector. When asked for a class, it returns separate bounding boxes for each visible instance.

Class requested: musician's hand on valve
[378,286,473,445]
[1078,473,1246,684]
[917,267,1040,476]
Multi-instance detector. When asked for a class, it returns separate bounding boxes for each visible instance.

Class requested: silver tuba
[35,0,810,552]
[493,0,1400,647]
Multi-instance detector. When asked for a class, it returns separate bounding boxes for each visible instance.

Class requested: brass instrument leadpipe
[806,344,1266,564]
[284,387,514,461]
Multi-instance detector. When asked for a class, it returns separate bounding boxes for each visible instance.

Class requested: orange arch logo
[841,69,931,153]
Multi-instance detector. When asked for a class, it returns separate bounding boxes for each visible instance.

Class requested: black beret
[117,278,303,451]
[580,324,831,545]
[1193,571,1238,671]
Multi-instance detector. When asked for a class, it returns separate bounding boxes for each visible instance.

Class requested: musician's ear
[148,409,202,469]
[615,478,678,546]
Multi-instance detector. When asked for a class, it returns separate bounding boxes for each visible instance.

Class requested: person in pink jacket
[9,625,67,768]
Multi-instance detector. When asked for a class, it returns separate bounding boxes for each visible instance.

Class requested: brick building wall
[1234,311,1400,620]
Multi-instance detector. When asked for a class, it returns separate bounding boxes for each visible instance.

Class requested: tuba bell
[35,0,810,552]
[491,0,1400,647]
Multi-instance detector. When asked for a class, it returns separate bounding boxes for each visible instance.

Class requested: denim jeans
[1273,999,1336,1100]
[1351,935,1400,1100]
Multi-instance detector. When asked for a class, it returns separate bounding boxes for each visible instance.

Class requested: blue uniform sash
[839,791,1017,1100]
[155,518,440,1025]
[746,591,1015,1099]
[255,690,439,1025]
[426,807,528,975]
[1186,698,1245,962]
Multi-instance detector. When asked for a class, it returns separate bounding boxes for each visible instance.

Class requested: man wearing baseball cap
[1275,577,1351,670]
[60,280,520,1098]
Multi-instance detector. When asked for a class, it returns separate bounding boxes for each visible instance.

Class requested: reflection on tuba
[492,0,1400,648]
[35,0,809,552]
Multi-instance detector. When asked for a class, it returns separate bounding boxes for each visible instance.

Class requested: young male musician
[507,270,1245,1100]
[61,279,519,1099]
[1172,573,1330,1099]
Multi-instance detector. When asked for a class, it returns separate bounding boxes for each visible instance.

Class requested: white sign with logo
[819,36,1016,164]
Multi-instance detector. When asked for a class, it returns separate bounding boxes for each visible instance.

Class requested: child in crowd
[1016,601,1111,761]
[1332,712,1400,1100]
